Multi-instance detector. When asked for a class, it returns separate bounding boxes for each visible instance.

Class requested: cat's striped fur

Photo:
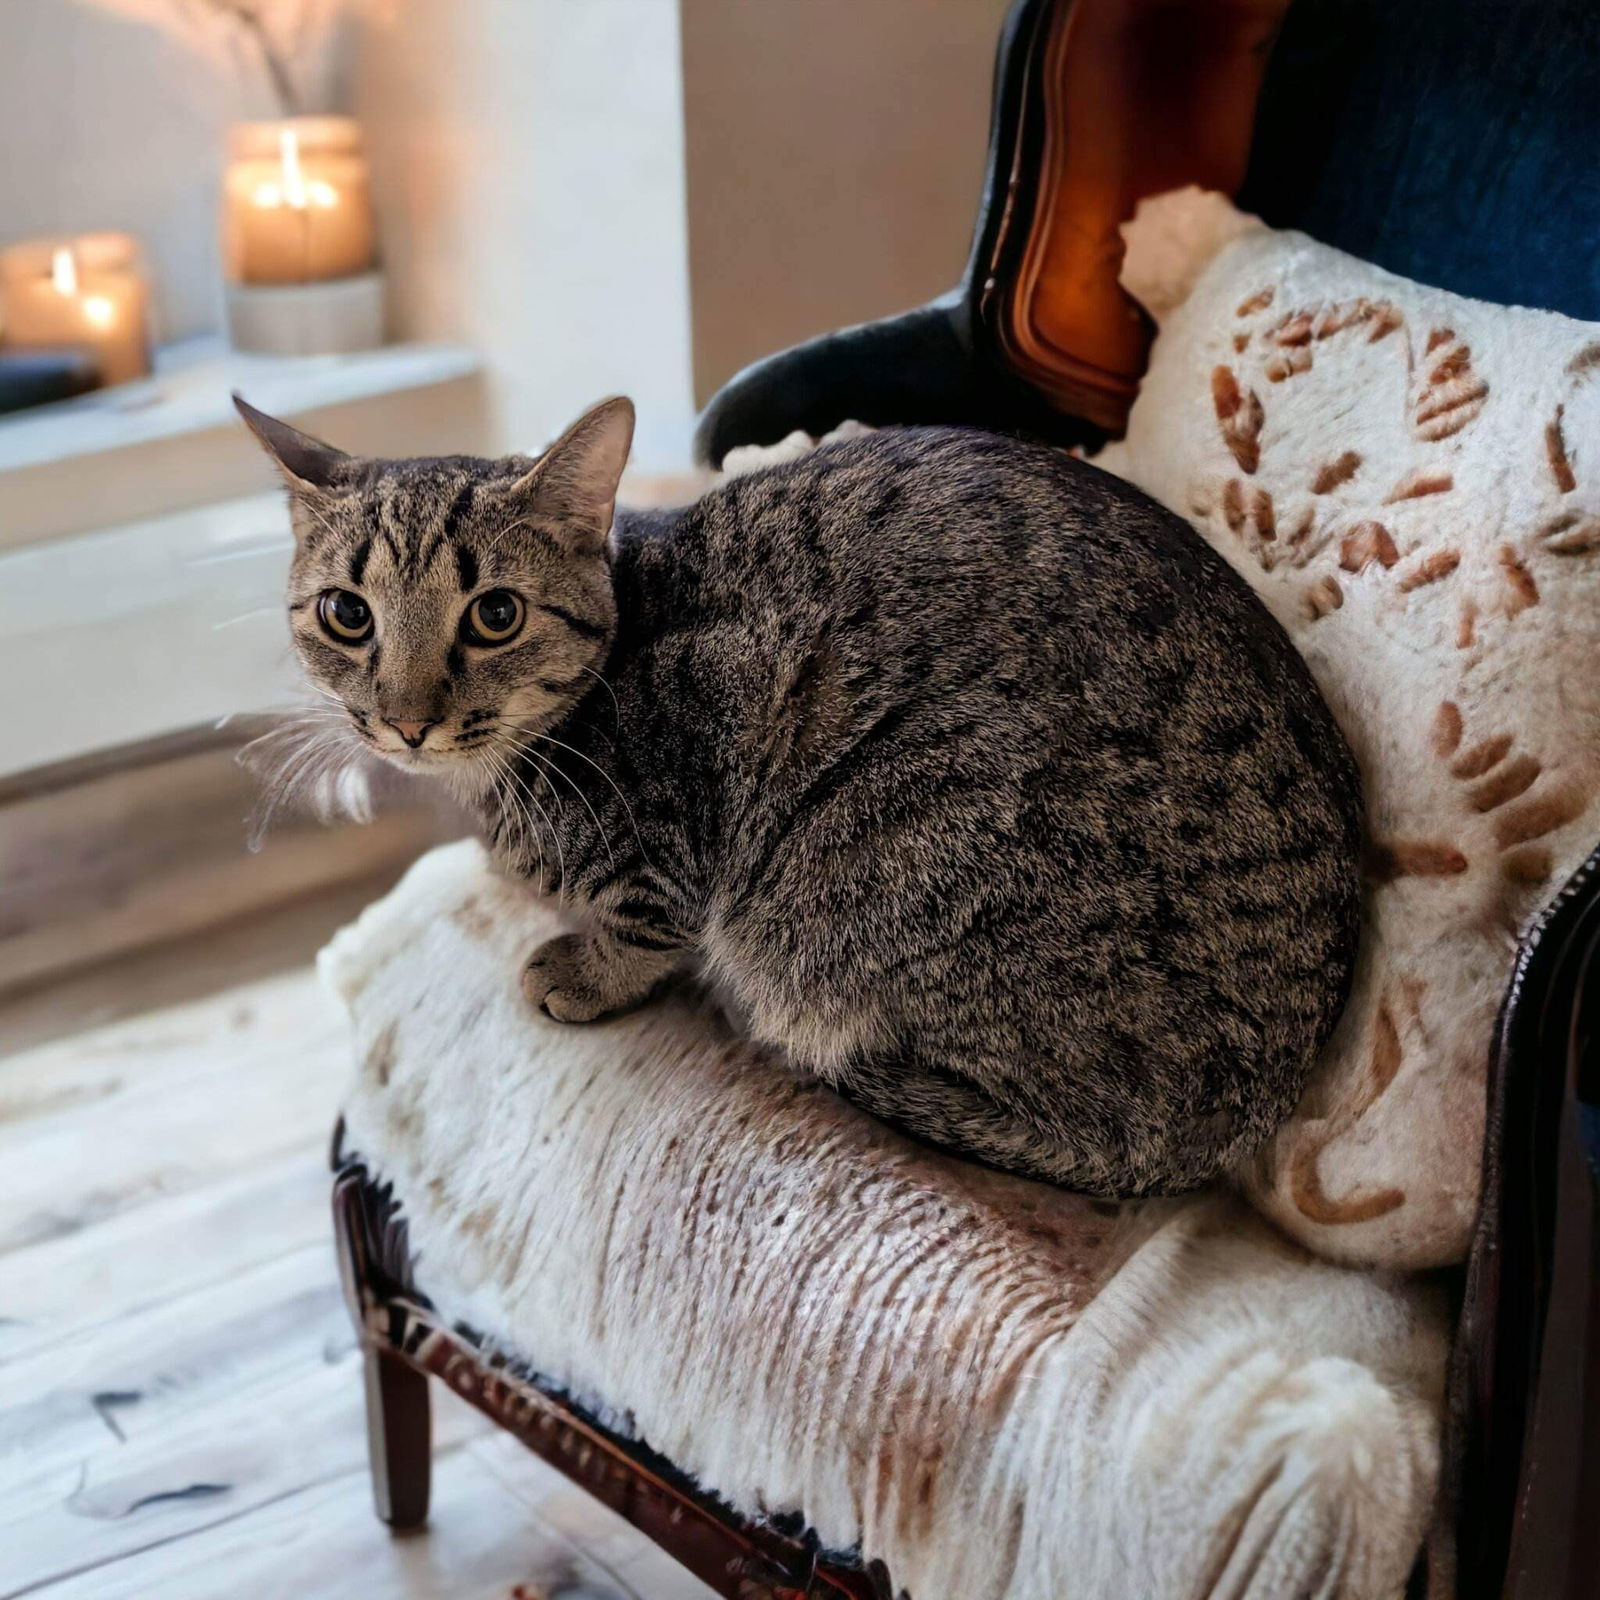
[241,395,1363,1196]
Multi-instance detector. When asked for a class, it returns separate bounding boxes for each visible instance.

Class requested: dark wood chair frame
[331,1143,891,1600]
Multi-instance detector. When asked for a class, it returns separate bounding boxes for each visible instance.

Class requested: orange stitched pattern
[1311,451,1362,494]
[1546,405,1577,492]
[1413,331,1488,440]
[1498,545,1539,615]
[1211,365,1264,474]
[1286,996,1407,1226]
[1304,574,1344,619]
[1539,511,1600,555]
[1338,521,1399,573]
[1385,469,1454,503]
[1367,839,1468,880]
[1395,549,1461,592]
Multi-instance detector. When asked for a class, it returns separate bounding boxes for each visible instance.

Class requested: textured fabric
[329,841,1449,1600]
[1096,189,1600,1270]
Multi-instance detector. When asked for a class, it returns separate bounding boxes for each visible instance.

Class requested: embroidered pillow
[1096,189,1600,1268]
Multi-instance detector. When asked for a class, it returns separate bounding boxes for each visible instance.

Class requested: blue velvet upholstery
[1242,0,1600,322]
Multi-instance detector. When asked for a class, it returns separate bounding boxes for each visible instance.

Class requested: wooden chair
[336,3,1600,1593]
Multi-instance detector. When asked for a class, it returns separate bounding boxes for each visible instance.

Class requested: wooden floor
[0,884,716,1600]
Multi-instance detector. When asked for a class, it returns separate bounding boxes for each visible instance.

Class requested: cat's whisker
[211,606,281,631]
[497,760,546,888]
[238,708,370,850]
[509,764,566,907]
[490,748,562,902]
[578,665,622,734]
[489,718,641,848]
[294,498,349,550]
[491,726,617,874]
[485,516,544,560]
[522,725,651,866]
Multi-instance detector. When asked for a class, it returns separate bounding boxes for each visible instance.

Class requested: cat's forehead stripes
[336,470,497,589]
[440,481,477,544]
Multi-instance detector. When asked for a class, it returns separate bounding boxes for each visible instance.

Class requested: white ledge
[0,337,489,551]
[0,337,481,474]
[0,490,298,780]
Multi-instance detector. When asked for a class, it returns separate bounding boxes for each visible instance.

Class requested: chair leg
[363,1343,432,1529]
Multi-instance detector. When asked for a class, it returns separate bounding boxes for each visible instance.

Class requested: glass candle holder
[223,116,377,287]
[0,232,153,387]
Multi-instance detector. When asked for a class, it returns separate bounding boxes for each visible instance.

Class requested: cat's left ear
[233,393,352,496]
[512,396,635,550]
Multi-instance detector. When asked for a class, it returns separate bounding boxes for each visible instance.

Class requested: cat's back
[694,426,1170,591]
[645,426,1361,880]
[669,428,1267,647]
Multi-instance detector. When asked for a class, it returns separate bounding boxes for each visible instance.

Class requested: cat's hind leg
[836,1050,1157,1197]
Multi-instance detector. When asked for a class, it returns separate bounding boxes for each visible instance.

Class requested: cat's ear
[233,393,352,496]
[512,396,635,549]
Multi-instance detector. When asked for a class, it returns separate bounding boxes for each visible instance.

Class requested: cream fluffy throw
[329,842,1449,1600]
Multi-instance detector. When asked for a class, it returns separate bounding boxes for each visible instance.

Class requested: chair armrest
[1452,839,1600,1599]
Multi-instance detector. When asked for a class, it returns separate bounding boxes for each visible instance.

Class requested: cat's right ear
[233,393,352,497]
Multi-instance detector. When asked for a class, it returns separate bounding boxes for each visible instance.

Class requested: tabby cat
[238,393,1363,1196]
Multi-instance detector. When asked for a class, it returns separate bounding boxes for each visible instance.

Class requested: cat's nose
[385,718,436,749]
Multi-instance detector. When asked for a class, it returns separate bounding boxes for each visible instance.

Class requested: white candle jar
[223,116,377,287]
[0,232,153,387]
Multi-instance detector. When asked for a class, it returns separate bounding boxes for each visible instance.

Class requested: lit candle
[223,117,376,286]
[0,233,152,387]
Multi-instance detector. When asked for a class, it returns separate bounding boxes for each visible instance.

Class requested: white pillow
[1097,189,1600,1269]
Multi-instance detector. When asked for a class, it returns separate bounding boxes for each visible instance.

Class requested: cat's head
[235,393,632,792]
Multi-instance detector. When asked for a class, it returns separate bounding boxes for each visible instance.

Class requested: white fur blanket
[328,842,1450,1600]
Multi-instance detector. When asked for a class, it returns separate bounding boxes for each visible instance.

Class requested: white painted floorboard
[0,930,715,1600]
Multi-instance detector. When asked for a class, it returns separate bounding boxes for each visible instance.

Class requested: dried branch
[71,0,353,115]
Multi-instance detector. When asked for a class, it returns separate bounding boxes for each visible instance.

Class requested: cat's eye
[318,589,373,643]
[462,589,526,646]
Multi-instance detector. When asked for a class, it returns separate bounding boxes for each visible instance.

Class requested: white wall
[355,0,696,470]
[0,0,696,470]
[0,0,242,342]
[681,0,1011,404]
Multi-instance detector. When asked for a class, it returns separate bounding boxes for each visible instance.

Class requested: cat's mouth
[346,703,534,777]
[368,735,496,772]
[376,743,456,768]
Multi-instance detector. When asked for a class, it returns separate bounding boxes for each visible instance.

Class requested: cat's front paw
[522,934,610,1024]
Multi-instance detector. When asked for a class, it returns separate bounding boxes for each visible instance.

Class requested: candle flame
[279,127,308,209]
[51,246,79,297]
[252,128,336,211]
[83,295,116,329]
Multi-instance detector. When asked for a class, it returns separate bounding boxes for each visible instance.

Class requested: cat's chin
[375,746,479,782]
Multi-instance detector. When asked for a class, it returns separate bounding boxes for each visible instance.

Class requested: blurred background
[0,0,1010,1004]
[0,5,1017,1596]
